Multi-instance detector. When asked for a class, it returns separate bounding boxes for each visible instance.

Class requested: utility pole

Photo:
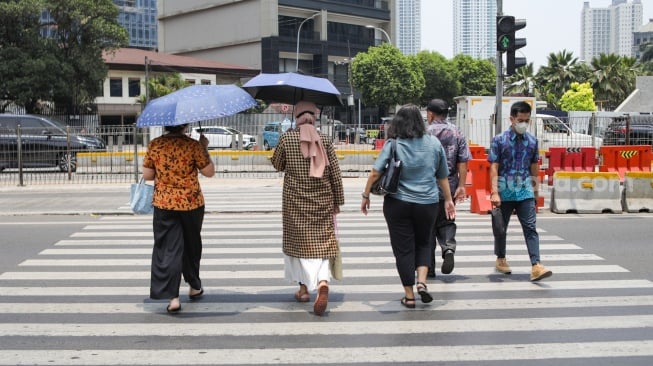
[495,0,503,137]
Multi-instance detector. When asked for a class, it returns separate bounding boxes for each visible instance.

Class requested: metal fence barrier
[1,114,379,186]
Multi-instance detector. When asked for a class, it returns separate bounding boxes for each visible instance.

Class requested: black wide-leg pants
[383,196,438,286]
[150,205,205,300]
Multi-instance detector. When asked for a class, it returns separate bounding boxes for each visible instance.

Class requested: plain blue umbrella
[136,84,257,127]
[242,72,342,106]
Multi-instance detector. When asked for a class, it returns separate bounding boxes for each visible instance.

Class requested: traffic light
[496,16,514,53]
[496,15,527,75]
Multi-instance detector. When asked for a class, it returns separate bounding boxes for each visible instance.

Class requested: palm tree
[504,63,534,96]
[534,50,582,109]
[589,54,640,110]
[136,73,189,105]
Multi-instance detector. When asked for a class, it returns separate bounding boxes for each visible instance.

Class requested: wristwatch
[361,192,370,199]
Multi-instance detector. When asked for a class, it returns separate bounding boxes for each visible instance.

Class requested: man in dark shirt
[426,99,471,277]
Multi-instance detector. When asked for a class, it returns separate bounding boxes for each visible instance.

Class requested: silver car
[189,126,256,150]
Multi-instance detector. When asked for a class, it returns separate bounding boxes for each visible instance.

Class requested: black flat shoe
[166,304,181,313]
[401,297,416,309]
[189,288,204,300]
[416,282,433,303]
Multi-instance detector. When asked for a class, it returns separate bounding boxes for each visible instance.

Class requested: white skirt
[284,255,331,292]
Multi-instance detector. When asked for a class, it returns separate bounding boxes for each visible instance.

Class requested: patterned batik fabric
[488,129,539,201]
[143,134,212,211]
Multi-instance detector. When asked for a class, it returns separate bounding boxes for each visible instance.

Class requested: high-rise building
[114,0,158,50]
[633,19,653,60]
[157,0,394,124]
[453,0,497,60]
[40,0,158,50]
[397,0,420,55]
[581,0,643,62]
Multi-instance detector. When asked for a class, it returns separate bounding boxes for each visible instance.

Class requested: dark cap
[427,99,449,115]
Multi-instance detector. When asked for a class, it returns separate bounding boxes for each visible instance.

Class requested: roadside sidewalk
[0,177,368,216]
[0,177,551,216]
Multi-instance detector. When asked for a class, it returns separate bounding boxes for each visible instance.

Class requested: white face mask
[514,122,529,135]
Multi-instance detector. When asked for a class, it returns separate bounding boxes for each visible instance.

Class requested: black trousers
[431,200,457,269]
[150,205,205,300]
[383,196,438,286]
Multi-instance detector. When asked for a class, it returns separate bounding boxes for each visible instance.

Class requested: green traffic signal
[499,35,510,51]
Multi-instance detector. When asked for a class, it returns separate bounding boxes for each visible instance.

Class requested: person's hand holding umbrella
[198,132,209,150]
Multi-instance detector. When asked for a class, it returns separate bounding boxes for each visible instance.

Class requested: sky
[421,0,653,70]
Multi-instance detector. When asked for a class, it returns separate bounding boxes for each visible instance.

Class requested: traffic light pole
[495,0,503,137]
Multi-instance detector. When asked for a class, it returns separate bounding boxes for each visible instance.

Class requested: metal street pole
[365,25,392,44]
[296,12,320,72]
[495,0,503,137]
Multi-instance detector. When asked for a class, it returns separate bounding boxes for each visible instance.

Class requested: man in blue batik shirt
[488,101,552,282]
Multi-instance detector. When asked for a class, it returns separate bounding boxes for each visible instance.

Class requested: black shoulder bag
[371,139,402,195]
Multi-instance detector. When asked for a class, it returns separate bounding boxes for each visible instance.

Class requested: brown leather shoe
[531,263,553,281]
[495,258,512,274]
[313,284,329,316]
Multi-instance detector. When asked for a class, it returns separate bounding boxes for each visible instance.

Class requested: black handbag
[371,139,402,195]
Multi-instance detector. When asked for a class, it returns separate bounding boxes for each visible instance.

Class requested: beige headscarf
[294,101,329,178]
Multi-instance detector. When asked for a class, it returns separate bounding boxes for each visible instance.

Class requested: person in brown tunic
[142,123,215,313]
[271,101,345,316]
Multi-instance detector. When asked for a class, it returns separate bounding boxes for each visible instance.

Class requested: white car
[535,114,603,151]
[189,126,256,150]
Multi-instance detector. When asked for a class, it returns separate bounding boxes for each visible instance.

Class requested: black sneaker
[441,250,455,274]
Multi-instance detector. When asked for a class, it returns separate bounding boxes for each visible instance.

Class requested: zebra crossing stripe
[2,315,653,337]
[51,240,583,249]
[2,295,652,313]
[1,280,651,296]
[60,233,565,242]
[0,265,629,280]
[1,341,652,365]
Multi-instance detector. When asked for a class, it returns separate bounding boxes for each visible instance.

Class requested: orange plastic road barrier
[467,159,492,214]
[374,138,386,150]
[545,147,597,186]
[599,145,652,181]
[467,159,545,214]
[469,145,487,160]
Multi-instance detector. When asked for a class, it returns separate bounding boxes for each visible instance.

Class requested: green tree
[451,54,495,96]
[534,50,582,109]
[589,54,639,110]
[136,73,189,105]
[44,0,128,110]
[0,0,61,113]
[559,82,596,111]
[351,43,425,113]
[413,51,460,107]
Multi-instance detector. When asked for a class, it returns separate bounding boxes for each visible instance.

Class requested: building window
[201,79,211,85]
[110,78,123,97]
[128,78,141,97]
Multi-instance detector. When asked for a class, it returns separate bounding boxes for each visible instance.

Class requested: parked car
[602,115,653,146]
[189,126,256,150]
[261,119,293,150]
[0,114,106,172]
[535,114,603,150]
